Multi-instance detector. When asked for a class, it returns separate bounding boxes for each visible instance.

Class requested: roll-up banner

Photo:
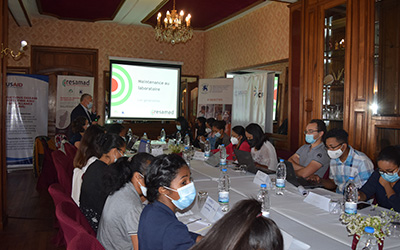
[198,78,233,135]
[6,74,49,170]
[56,75,94,132]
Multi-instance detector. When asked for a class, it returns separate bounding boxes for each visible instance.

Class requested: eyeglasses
[325,143,344,151]
[379,168,399,176]
[304,129,319,135]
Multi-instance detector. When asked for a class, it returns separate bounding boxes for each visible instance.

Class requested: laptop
[234,149,276,175]
[284,160,323,189]
[205,152,220,167]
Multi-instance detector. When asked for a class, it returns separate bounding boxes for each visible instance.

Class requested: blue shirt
[138,201,198,250]
[360,170,400,212]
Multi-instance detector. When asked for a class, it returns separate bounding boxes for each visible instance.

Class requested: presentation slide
[109,60,180,120]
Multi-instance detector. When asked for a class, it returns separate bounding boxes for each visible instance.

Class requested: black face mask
[248,139,256,147]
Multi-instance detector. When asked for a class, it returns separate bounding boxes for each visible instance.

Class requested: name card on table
[201,196,223,222]
[151,147,164,157]
[193,151,206,161]
[303,192,330,212]
[253,170,272,188]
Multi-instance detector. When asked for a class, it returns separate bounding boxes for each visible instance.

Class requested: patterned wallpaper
[204,1,290,78]
[7,1,289,120]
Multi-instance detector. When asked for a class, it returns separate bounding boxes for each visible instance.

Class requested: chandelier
[155,0,193,45]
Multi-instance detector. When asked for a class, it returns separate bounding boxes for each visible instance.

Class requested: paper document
[303,192,330,212]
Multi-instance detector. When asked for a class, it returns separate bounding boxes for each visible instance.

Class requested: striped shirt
[329,146,374,193]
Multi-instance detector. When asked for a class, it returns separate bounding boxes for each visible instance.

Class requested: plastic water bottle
[218,168,230,212]
[356,227,378,250]
[257,184,270,217]
[204,139,211,159]
[183,146,191,166]
[219,144,227,166]
[184,133,191,148]
[142,132,148,140]
[126,128,133,141]
[176,131,182,145]
[276,159,286,195]
[343,176,358,215]
[160,128,166,142]
[145,140,151,154]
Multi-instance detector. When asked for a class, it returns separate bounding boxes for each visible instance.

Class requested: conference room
[1,0,400,249]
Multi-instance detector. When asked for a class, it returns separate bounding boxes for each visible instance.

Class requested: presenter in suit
[70,93,98,125]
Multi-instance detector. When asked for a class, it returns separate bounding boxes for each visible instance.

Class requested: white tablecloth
[187,159,400,249]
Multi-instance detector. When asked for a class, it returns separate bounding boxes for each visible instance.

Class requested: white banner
[198,78,233,123]
[6,74,49,170]
[56,75,94,130]
[232,72,275,132]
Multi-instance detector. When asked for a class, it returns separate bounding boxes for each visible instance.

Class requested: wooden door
[31,46,98,137]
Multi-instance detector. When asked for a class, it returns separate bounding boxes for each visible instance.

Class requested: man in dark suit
[70,93,98,125]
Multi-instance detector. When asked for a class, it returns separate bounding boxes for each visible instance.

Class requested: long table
[182,159,400,250]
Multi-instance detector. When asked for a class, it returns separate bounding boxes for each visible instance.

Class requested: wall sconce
[1,40,28,60]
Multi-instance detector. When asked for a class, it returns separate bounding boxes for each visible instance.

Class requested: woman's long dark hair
[145,154,187,203]
[104,153,155,195]
[73,124,104,169]
[71,116,87,134]
[96,132,126,155]
[245,123,269,151]
[190,199,283,250]
[177,116,190,133]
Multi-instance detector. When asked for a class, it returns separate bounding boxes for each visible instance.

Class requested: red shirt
[211,140,251,160]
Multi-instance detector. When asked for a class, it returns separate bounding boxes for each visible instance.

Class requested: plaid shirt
[329,146,374,193]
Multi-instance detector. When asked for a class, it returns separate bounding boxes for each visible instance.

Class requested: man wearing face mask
[212,120,230,149]
[71,93,98,126]
[311,128,374,194]
[288,119,330,178]
[359,146,400,212]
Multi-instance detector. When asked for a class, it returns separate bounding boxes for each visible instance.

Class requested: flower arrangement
[169,144,184,154]
[340,207,400,248]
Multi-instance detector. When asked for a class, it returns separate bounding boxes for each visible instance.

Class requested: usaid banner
[198,78,233,126]
[56,75,94,130]
[6,74,49,170]
[232,72,275,133]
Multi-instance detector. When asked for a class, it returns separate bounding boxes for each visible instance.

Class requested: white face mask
[114,149,123,163]
[327,146,344,159]
[137,173,147,197]
[205,128,212,133]
[230,137,239,145]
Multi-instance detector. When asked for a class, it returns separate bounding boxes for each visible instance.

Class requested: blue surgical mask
[215,132,221,138]
[87,102,93,109]
[305,134,316,144]
[381,171,400,183]
[164,182,196,210]
[176,125,181,131]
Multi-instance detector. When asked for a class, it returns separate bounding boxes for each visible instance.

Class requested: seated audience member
[213,120,230,149]
[69,116,89,148]
[200,118,216,149]
[171,116,193,142]
[225,125,251,161]
[359,146,400,212]
[138,154,202,250]
[193,117,206,148]
[71,125,105,206]
[311,128,374,193]
[189,199,283,250]
[245,123,278,170]
[288,119,330,178]
[106,123,127,137]
[98,153,155,250]
[80,133,126,232]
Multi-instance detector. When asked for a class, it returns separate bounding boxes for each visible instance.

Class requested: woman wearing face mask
[245,123,278,170]
[98,153,155,250]
[212,120,230,149]
[171,116,193,143]
[80,133,126,232]
[138,154,202,250]
[199,118,216,149]
[225,126,251,161]
[359,146,400,212]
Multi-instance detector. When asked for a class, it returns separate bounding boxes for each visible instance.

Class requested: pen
[186,218,202,225]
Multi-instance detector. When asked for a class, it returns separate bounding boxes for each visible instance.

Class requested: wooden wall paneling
[31,46,98,137]
[0,0,7,230]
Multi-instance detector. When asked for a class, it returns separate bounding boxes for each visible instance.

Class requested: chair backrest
[36,138,58,191]
[64,142,78,159]
[48,183,74,207]
[56,201,96,246]
[52,150,74,195]
[67,232,105,250]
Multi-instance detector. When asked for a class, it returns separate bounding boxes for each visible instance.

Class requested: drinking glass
[329,199,341,214]
[197,190,208,210]
[239,164,248,175]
